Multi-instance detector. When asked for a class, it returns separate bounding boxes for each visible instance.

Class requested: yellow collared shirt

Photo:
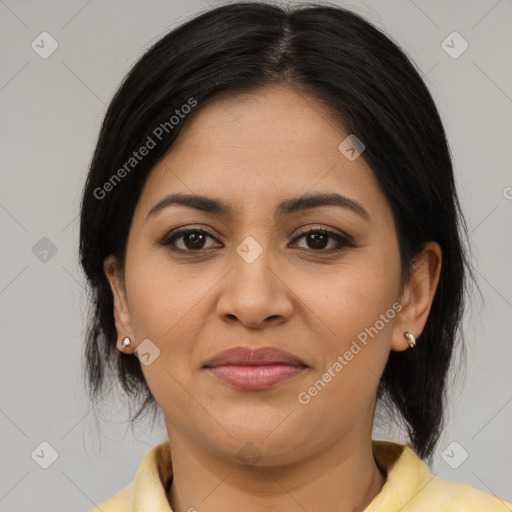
[90,440,511,511]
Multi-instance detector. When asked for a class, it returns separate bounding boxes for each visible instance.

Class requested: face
[105,84,439,466]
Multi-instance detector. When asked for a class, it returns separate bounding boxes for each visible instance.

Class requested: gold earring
[404,332,416,348]
[122,337,131,348]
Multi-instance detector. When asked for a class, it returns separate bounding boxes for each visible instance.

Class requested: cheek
[291,263,398,437]
[300,253,400,339]
[124,256,211,409]
[293,249,400,386]
[125,248,208,340]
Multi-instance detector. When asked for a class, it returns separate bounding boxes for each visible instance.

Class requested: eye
[159,226,354,254]
[289,227,354,252]
[159,228,221,252]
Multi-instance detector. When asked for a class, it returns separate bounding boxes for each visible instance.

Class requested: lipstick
[203,346,308,390]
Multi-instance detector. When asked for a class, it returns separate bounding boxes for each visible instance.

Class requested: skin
[104,84,442,512]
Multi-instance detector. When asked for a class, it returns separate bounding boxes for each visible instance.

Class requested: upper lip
[203,346,307,368]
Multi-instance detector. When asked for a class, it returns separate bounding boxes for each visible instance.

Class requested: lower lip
[206,364,306,390]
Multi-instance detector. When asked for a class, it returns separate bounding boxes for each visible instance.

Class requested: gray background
[0,0,511,510]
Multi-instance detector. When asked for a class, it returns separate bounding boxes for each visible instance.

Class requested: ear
[103,255,135,354]
[391,241,442,351]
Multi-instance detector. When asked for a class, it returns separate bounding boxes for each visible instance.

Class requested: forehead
[136,85,386,221]
[170,85,345,154]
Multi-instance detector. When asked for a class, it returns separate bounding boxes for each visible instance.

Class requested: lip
[203,346,308,390]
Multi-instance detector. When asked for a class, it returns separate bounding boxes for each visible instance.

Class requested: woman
[80,2,511,511]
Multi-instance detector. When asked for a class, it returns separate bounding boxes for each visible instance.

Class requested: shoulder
[88,481,135,512]
[369,440,512,511]
[417,475,512,511]
[88,441,173,512]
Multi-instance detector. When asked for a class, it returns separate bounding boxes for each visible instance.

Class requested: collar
[131,439,415,511]
[122,438,509,511]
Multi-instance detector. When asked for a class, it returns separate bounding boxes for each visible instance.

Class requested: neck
[165,428,386,512]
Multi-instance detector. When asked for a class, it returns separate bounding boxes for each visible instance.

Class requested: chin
[213,418,311,462]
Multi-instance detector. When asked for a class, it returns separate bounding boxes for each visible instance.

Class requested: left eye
[290,228,352,252]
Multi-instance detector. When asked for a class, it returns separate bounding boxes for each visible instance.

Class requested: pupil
[186,232,205,249]
[308,233,327,250]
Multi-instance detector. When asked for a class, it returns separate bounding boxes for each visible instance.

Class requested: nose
[216,243,294,329]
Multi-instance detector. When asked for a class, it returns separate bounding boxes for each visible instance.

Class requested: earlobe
[391,242,442,352]
[103,255,135,353]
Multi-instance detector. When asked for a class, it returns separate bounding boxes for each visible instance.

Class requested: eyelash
[159,226,355,254]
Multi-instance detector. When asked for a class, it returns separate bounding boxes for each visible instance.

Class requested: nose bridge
[232,232,277,299]
[216,231,292,327]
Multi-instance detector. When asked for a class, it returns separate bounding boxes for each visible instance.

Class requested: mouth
[203,346,308,391]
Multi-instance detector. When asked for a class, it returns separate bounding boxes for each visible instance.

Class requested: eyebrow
[146,192,370,222]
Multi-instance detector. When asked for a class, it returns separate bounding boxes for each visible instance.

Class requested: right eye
[159,228,223,252]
